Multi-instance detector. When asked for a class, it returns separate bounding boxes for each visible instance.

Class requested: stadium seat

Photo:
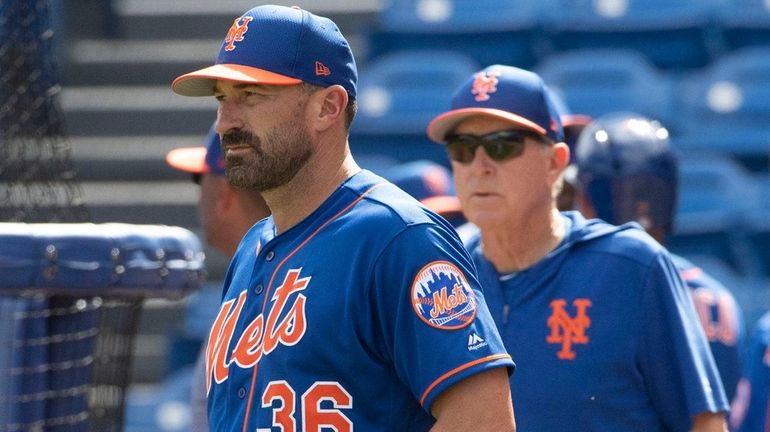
[668,153,759,276]
[535,49,674,124]
[124,366,194,432]
[674,47,770,172]
[366,0,552,68]
[545,0,720,69]
[717,0,770,51]
[350,49,479,165]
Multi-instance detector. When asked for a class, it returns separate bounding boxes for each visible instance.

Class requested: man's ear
[546,142,570,186]
[309,85,348,132]
[552,142,570,171]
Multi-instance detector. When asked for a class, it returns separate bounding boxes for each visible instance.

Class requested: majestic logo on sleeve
[205,269,309,393]
[224,16,254,51]
[411,261,477,330]
[546,298,592,360]
[471,71,500,102]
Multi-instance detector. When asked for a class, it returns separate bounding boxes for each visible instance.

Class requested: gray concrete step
[68,135,205,181]
[61,85,216,136]
[63,39,221,86]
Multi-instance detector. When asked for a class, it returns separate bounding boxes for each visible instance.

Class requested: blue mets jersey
[672,254,744,404]
[205,170,514,431]
[465,211,728,431]
[733,311,770,432]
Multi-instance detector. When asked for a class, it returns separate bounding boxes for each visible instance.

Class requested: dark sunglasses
[445,130,547,164]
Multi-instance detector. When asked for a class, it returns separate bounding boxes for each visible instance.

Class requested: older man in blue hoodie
[426,64,729,432]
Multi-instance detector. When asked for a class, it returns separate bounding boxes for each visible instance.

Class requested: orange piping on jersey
[241,182,385,432]
[419,354,513,407]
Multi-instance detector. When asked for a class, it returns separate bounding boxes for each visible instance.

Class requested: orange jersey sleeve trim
[420,354,513,407]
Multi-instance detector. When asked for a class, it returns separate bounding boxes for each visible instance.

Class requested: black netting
[1,2,142,431]
[0,0,88,223]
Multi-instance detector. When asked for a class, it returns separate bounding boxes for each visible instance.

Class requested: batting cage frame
[2,1,207,431]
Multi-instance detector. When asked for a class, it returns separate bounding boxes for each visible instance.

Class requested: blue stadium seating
[745,175,770,276]
[668,153,760,276]
[366,0,552,68]
[535,49,673,124]
[546,0,720,69]
[717,0,770,50]
[350,49,479,165]
[675,47,770,172]
[124,366,194,432]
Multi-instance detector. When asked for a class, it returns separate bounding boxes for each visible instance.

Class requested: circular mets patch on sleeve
[411,261,477,330]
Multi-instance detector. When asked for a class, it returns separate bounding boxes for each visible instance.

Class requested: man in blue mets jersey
[573,112,745,415]
[171,5,515,431]
[427,64,729,431]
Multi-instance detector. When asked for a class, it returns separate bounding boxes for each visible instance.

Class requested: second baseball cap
[166,124,225,176]
[547,89,592,159]
[427,65,564,144]
[171,5,357,99]
[385,160,462,217]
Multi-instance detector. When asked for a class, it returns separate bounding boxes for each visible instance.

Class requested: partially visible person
[166,123,269,257]
[166,123,270,432]
[731,312,770,432]
[384,160,466,228]
[427,64,729,431]
[171,5,516,431]
[547,90,592,211]
[574,112,745,410]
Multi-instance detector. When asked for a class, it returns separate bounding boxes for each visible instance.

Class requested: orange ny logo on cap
[471,71,500,102]
[224,16,254,51]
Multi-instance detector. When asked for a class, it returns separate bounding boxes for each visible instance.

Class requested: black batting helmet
[575,112,678,236]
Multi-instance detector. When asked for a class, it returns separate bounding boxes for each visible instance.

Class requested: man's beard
[221,122,313,192]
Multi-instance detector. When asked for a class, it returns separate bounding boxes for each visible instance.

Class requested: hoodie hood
[465,211,641,278]
[465,211,649,308]
[503,212,640,284]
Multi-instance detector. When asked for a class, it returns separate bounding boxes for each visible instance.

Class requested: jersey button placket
[254,284,264,295]
[237,387,246,399]
[265,250,275,261]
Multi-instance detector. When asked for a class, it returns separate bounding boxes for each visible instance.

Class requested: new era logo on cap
[315,61,331,77]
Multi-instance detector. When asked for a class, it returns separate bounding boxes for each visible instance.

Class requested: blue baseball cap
[384,161,462,216]
[172,5,357,99]
[166,124,225,176]
[547,88,592,159]
[427,65,564,144]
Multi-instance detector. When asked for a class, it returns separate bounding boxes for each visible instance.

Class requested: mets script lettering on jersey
[471,71,500,102]
[224,16,254,51]
[205,269,309,393]
[411,261,477,330]
[546,298,592,360]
